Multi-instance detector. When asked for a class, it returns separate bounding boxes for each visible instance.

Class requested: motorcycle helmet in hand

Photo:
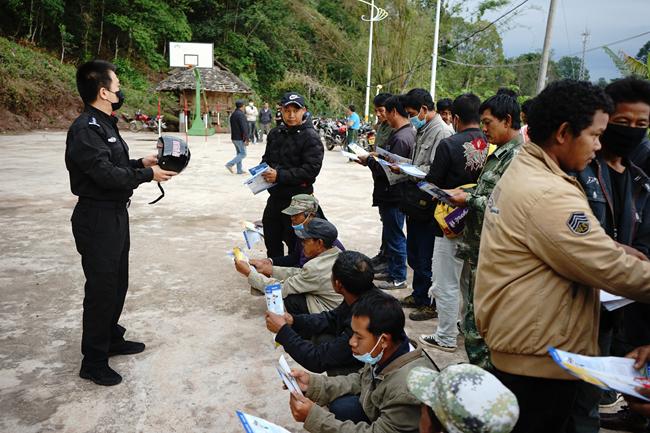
[156,135,190,173]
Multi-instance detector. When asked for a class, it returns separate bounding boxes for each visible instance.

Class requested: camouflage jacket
[457,133,524,264]
[374,121,393,150]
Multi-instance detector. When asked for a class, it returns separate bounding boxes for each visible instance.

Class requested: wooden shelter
[156,60,252,132]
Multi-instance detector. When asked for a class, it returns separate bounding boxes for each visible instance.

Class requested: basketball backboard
[169,42,214,68]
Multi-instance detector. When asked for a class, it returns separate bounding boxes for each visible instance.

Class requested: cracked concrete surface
[0,131,622,432]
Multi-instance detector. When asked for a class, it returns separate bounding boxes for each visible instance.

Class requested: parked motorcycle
[121,110,167,132]
[315,117,347,151]
[356,123,376,152]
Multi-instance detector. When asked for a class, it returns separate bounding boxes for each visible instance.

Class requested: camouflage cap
[407,364,519,433]
[282,194,319,216]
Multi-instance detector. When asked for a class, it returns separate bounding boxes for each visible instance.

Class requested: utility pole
[358,0,387,122]
[429,0,442,101]
[536,0,558,94]
[579,28,590,80]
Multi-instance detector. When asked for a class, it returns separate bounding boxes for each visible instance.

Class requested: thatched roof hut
[156,61,252,131]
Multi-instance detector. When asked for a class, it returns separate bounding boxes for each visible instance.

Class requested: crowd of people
[66,59,650,433]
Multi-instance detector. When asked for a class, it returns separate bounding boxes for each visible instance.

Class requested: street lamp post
[430,0,442,101]
[358,0,388,122]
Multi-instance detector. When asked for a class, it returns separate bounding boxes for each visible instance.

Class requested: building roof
[156,62,252,94]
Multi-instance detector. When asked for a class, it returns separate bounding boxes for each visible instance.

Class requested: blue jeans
[406,217,436,306]
[378,205,407,282]
[227,140,247,173]
[329,395,370,423]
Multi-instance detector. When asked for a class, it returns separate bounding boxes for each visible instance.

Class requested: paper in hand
[236,411,292,433]
[341,150,360,162]
[277,355,303,396]
[417,181,454,206]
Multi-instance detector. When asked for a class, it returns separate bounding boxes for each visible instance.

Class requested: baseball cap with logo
[407,364,519,433]
[294,218,338,245]
[280,92,306,108]
[282,194,319,216]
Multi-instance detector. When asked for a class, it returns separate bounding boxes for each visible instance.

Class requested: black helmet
[149,136,190,205]
[157,136,190,173]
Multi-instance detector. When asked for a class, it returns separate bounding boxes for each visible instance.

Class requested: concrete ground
[0,131,622,432]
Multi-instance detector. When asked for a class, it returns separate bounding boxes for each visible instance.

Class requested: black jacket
[275,299,363,373]
[261,122,324,200]
[367,124,415,206]
[260,108,273,124]
[65,105,153,202]
[230,108,249,141]
[631,135,650,175]
[578,155,650,256]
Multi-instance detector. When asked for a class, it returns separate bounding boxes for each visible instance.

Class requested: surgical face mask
[600,123,647,158]
[292,222,305,231]
[409,111,426,130]
[107,89,125,111]
[353,335,384,365]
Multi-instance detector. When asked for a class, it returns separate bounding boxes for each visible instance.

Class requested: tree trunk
[97,0,105,54]
[114,36,119,60]
[28,0,34,41]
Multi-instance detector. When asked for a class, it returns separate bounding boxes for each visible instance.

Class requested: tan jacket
[475,141,650,379]
[303,347,430,433]
[248,247,343,313]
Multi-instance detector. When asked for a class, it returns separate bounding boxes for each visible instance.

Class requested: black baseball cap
[280,92,306,108]
[295,218,338,245]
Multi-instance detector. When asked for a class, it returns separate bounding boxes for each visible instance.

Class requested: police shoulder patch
[567,211,591,235]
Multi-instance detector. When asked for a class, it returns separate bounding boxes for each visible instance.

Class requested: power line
[438,56,538,68]
[575,30,650,56]
[379,0,530,86]
[447,0,530,51]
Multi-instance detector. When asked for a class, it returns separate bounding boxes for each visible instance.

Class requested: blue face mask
[409,112,426,130]
[353,336,384,365]
[292,223,305,231]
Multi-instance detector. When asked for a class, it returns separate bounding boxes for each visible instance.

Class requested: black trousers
[72,201,130,367]
[263,196,296,258]
[494,369,579,433]
[284,294,310,315]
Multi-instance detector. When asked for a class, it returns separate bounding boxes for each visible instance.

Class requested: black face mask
[600,123,647,158]
[108,89,125,111]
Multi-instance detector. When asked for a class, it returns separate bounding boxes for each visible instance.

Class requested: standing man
[399,88,453,321]
[259,102,273,141]
[66,60,176,386]
[345,104,361,147]
[226,99,249,175]
[436,98,454,129]
[358,95,414,290]
[245,99,259,144]
[373,93,393,151]
[261,92,324,257]
[419,93,489,350]
[474,80,650,432]
[445,92,524,369]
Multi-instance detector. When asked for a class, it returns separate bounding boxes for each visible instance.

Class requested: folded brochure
[277,354,303,396]
[417,181,454,206]
[236,411,291,433]
[549,347,650,401]
[244,163,276,195]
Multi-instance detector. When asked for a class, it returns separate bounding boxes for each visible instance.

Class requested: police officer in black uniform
[66,60,176,386]
[261,92,324,257]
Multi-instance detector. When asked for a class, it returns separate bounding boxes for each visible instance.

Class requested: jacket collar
[278,121,312,134]
[493,133,523,159]
[524,141,583,190]
[373,346,424,380]
[84,104,118,126]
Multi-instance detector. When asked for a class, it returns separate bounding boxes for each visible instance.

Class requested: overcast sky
[461,0,649,80]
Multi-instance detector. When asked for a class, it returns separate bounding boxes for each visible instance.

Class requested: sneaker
[372,261,388,273]
[409,305,438,321]
[599,392,624,409]
[400,295,418,308]
[79,364,122,386]
[376,279,407,290]
[108,340,145,357]
[370,254,386,266]
[600,406,649,431]
[419,334,457,352]
[225,164,234,174]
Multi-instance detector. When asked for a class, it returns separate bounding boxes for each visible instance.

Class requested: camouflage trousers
[460,260,494,371]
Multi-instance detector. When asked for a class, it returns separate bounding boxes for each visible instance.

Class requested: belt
[78,197,131,209]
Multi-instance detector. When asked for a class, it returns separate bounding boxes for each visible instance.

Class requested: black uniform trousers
[263,196,296,258]
[72,199,130,367]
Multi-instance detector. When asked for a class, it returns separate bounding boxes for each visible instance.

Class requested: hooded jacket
[262,122,324,200]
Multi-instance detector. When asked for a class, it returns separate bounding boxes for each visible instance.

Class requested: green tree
[557,56,588,81]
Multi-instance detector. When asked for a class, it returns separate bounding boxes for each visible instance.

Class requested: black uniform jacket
[65,105,153,202]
